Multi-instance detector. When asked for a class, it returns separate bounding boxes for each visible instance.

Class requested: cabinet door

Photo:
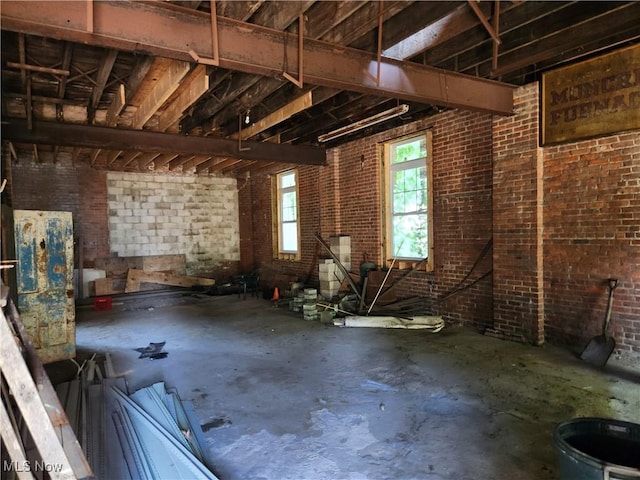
[14,210,75,363]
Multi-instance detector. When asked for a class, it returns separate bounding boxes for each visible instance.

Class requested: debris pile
[55,353,218,479]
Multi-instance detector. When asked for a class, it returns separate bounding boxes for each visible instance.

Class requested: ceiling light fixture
[317,104,409,143]
[244,109,251,125]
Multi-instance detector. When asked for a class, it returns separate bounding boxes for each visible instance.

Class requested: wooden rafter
[88,48,118,124]
[156,65,209,132]
[131,60,191,128]
[57,42,74,121]
[231,91,313,140]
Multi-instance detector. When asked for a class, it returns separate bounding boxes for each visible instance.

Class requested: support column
[489,83,544,345]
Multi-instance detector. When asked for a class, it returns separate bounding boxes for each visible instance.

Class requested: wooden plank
[94,277,119,296]
[231,91,313,140]
[0,402,33,480]
[156,65,209,131]
[131,60,191,128]
[125,269,215,293]
[106,83,125,126]
[0,308,76,478]
[141,254,186,275]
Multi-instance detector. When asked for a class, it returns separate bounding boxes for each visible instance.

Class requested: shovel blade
[580,335,615,367]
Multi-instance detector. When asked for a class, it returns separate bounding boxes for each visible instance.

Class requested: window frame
[382,131,434,271]
[272,169,301,260]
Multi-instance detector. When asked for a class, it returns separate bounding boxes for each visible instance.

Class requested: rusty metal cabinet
[14,210,75,363]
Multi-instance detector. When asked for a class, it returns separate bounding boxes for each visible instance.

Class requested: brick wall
[543,131,640,356]
[107,172,240,276]
[492,84,544,344]
[10,156,109,265]
[246,109,495,330]
[493,82,640,356]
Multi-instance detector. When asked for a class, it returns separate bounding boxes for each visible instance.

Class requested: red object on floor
[94,296,112,310]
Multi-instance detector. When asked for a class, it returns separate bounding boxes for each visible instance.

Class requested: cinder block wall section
[9,157,110,265]
[107,172,240,276]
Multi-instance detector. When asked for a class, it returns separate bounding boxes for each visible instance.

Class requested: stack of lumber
[89,254,214,295]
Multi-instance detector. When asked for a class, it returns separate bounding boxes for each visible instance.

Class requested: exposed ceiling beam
[231,91,314,140]
[156,65,209,132]
[383,3,488,60]
[2,118,327,166]
[106,83,126,126]
[88,48,118,124]
[131,60,191,128]
[0,1,514,115]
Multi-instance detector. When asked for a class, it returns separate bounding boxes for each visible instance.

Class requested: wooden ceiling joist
[232,91,313,140]
[3,118,327,166]
[88,48,118,124]
[156,65,209,132]
[131,60,191,129]
[0,1,515,115]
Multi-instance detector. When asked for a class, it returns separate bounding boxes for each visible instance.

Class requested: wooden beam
[137,152,162,170]
[195,157,222,173]
[88,48,118,123]
[467,0,501,44]
[3,118,328,166]
[56,42,74,121]
[6,62,70,76]
[106,83,125,126]
[153,153,180,169]
[120,151,141,168]
[156,65,209,131]
[209,157,241,171]
[0,310,76,478]
[231,91,313,140]
[125,269,215,293]
[131,60,191,128]
[0,1,515,115]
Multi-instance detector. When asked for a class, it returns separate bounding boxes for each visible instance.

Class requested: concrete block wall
[107,172,240,275]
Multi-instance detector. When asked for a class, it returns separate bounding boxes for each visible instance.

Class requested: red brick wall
[245,109,495,330]
[544,131,640,356]
[492,84,544,344]
[493,82,640,356]
[10,158,109,266]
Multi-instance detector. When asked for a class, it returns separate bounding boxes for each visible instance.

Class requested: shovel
[580,278,618,367]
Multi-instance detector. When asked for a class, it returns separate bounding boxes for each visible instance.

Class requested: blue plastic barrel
[554,417,640,480]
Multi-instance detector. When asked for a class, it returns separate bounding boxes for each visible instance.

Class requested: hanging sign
[541,44,640,145]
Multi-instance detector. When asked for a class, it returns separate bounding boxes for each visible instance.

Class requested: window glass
[387,134,430,260]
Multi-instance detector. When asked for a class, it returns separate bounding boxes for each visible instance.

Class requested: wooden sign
[541,44,640,145]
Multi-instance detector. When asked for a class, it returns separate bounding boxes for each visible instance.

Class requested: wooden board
[125,269,214,293]
[94,254,186,277]
[94,277,121,296]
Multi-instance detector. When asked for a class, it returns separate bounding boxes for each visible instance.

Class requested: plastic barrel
[554,418,640,480]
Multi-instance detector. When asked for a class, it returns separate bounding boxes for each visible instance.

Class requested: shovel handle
[602,278,618,337]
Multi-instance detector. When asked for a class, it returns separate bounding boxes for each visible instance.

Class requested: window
[274,170,300,258]
[383,131,433,267]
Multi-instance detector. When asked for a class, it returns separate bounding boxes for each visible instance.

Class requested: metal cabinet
[14,210,75,363]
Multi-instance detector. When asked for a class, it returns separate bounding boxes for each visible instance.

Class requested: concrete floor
[74,292,640,480]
